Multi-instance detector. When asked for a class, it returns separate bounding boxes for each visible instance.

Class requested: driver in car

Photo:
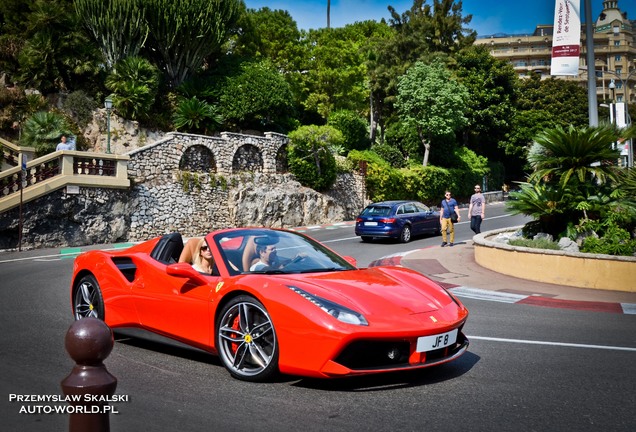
[249,236,306,272]
[250,243,279,271]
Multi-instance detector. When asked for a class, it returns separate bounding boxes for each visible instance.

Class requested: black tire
[399,225,412,243]
[360,236,372,243]
[216,295,279,382]
[72,274,105,320]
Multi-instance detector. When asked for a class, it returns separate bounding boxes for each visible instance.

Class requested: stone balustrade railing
[0,150,130,213]
[1,137,36,172]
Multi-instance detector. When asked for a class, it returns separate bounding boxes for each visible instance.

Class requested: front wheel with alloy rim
[72,274,105,320]
[399,225,412,243]
[216,295,279,382]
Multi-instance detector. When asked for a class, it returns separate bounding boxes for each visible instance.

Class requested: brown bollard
[61,318,118,432]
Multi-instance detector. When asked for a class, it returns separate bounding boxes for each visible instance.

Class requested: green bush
[62,90,98,129]
[577,212,636,256]
[327,110,370,152]
[288,125,340,192]
[371,143,406,168]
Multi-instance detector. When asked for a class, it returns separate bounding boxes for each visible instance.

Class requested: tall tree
[16,0,101,93]
[367,0,475,143]
[144,0,241,88]
[301,25,371,119]
[395,60,469,166]
[500,74,589,166]
[454,45,519,159]
[75,0,148,70]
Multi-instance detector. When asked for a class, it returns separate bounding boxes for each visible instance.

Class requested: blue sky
[243,1,636,37]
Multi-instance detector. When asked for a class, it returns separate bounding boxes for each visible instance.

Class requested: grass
[508,238,561,250]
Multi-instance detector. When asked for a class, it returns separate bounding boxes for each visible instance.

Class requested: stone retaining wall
[473,227,636,293]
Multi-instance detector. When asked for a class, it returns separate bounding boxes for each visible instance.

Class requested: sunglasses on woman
[200,246,208,251]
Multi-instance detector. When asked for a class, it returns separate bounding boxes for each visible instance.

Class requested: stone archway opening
[179,145,217,173]
[275,144,288,173]
[232,144,263,173]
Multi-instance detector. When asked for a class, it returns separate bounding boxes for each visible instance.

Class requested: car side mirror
[343,256,357,267]
[166,263,210,284]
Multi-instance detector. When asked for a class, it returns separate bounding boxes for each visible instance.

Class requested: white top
[250,261,267,271]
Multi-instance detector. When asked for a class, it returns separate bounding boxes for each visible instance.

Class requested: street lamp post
[104,96,113,154]
[602,69,636,168]
[609,79,616,126]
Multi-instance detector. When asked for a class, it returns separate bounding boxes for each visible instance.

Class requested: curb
[369,251,636,315]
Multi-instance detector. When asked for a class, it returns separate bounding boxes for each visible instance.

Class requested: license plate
[364,221,378,226]
[416,329,458,352]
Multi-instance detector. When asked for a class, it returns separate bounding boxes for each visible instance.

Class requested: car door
[132,258,217,347]
[415,202,437,233]
[404,202,425,234]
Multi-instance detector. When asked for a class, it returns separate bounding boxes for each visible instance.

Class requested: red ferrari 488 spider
[71,228,469,381]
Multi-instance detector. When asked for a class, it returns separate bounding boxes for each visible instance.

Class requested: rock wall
[0,131,366,250]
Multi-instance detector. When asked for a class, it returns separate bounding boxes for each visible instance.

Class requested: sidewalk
[370,241,636,314]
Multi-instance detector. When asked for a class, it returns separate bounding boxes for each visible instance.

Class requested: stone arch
[179,145,217,173]
[275,144,288,173]
[232,144,263,173]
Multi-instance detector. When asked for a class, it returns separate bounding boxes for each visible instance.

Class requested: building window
[617,95,623,102]
[615,55,621,62]
[614,41,620,47]
[616,68,622,76]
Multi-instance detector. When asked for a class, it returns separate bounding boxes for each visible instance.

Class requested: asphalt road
[0,204,634,432]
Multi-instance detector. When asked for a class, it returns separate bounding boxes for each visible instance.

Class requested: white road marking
[468,335,636,352]
[450,287,527,303]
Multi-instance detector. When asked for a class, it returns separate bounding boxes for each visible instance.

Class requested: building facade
[474,0,635,104]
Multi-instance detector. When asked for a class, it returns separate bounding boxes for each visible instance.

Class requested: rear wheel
[72,274,105,320]
[216,295,278,382]
[399,225,412,243]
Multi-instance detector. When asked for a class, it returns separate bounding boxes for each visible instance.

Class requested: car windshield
[212,229,357,276]
[360,206,392,217]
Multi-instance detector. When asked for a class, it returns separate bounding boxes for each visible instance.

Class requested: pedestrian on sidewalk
[440,190,460,247]
[468,184,485,234]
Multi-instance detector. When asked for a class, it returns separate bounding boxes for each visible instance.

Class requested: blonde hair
[192,238,209,269]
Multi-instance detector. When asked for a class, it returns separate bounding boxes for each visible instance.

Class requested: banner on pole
[550,0,581,76]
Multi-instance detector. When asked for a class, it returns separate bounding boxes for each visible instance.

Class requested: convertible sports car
[71,228,469,381]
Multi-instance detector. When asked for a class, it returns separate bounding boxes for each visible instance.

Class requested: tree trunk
[369,92,376,143]
[417,127,430,167]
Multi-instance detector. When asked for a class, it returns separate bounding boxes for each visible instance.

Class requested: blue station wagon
[355,200,441,243]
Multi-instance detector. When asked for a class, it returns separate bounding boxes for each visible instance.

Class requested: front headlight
[288,286,368,326]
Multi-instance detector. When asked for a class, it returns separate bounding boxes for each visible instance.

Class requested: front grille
[334,331,467,371]
[335,340,411,370]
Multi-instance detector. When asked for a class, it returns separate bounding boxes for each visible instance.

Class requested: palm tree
[21,111,71,156]
[172,97,223,135]
[508,124,636,237]
[527,125,624,188]
[105,56,159,120]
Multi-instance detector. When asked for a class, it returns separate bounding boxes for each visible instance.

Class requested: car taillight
[356,217,363,223]
[380,218,396,223]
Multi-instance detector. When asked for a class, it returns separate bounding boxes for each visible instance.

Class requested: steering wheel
[283,254,306,267]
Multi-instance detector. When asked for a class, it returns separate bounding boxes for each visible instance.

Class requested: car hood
[275,266,454,315]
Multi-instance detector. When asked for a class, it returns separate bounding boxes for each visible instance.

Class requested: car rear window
[361,206,392,217]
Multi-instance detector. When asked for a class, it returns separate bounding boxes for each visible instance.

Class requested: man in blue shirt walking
[439,190,461,246]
